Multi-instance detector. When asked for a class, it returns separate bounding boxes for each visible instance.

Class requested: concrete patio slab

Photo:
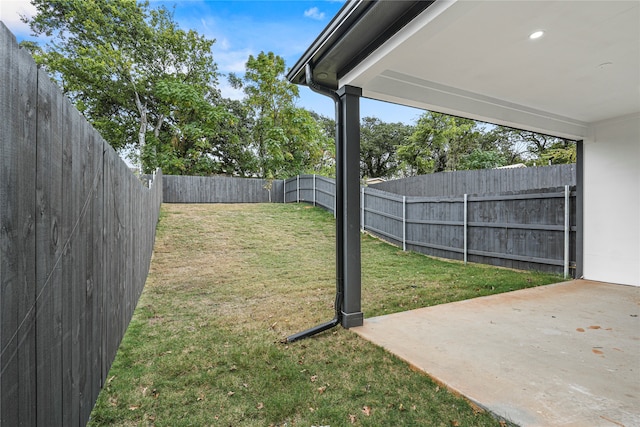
[352,280,640,426]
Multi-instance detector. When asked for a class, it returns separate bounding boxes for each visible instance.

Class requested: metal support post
[575,141,584,278]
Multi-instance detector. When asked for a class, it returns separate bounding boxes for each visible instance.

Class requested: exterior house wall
[583,114,640,286]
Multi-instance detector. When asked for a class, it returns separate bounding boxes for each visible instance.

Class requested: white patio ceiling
[339,0,640,140]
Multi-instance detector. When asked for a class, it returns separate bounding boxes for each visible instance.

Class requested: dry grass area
[89,203,560,426]
[149,204,337,335]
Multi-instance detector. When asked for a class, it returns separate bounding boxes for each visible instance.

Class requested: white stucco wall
[583,114,640,286]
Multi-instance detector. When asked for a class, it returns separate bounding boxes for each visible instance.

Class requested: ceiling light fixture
[317,72,329,80]
[529,30,544,40]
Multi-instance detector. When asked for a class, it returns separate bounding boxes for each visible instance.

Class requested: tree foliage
[21,1,575,178]
[459,149,507,170]
[237,52,329,178]
[394,112,576,175]
[483,126,575,166]
[360,117,413,179]
[396,112,481,175]
[23,0,221,172]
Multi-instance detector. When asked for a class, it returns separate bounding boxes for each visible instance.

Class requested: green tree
[538,140,576,165]
[360,117,413,179]
[459,149,507,170]
[397,112,481,175]
[146,79,257,176]
[485,126,575,165]
[22,0,219,172]
[475,128,525,165]
[209,98,258,176]
[307,112,336,177]
[237,52,328,178]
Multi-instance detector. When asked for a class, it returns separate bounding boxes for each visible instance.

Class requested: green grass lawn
[89,203,561,426]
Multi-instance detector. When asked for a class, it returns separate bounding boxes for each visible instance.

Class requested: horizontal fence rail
[1,23,162,426]
[285,175,576,276]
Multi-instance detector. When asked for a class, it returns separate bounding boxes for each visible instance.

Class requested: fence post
[464,194,468,265]
[564,185,570,279]
[313,174,316,206]
[402,196,406,251]
[333,180,336,219]
[297,175,300,203]
[283,179,286,203]
[361,187,365,232]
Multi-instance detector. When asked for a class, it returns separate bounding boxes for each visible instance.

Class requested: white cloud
[219,81,245,101]
[218,37,231,51]
[303,7,325,21]
[212,44,253,74]
[0,0,37,37]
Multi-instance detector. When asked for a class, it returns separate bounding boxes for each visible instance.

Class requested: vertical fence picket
[564,185,570,279]
[361,187,365,232]
[402,196,406,251]
[464,194,468,265]
[333,179,336,219]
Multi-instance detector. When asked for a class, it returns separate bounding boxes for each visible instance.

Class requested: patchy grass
[89,203,561,426]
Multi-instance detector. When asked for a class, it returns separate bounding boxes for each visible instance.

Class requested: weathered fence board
[34,66,65,426]
[1,23,163,426]
[0,22,38,424]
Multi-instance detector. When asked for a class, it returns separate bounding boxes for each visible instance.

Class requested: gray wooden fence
[1,23,163,426]
[284,174,336,214]
[163,175,283,203]
[284,174,576,276]
[371,164,576,197]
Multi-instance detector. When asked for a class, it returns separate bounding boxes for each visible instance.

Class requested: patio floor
[352,280,640,427]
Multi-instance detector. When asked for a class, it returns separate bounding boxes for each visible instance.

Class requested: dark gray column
[337,85,363,328]
[575,140,584,279]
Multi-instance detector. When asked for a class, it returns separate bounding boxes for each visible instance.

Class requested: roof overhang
[287,1,434,90]
[289,0,640,140]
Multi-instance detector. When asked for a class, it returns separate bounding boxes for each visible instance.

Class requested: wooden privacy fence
[361,186,576,276]
[285,175,576,276]
[1,23,163,426]
[284,174,336,214]
[371,164,576,197]
[163,174,283,203]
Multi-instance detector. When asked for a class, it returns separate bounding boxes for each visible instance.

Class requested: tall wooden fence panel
[285,175,576,275]
[371,164,576,197]
[0,23,162,426]
[163,175,282,203]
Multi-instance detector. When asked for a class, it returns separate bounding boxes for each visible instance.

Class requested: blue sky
[1,0,423,124]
